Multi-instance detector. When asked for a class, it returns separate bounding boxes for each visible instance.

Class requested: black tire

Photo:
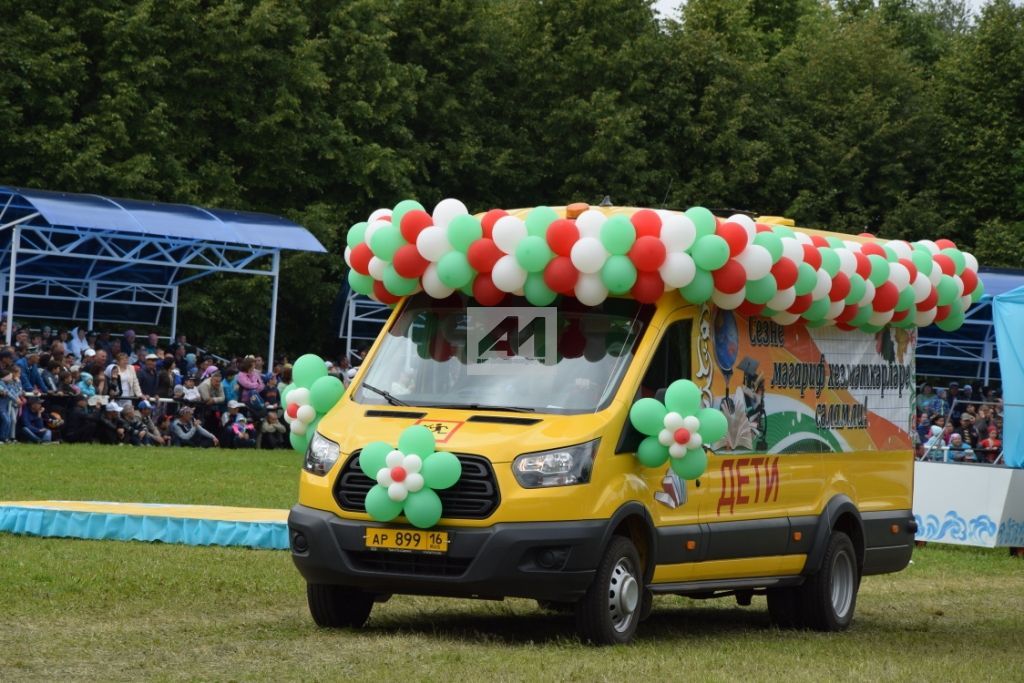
[766,587,803,629]
[575,536,644,645]
[798,531,859,631]
[638,588,654,622]
[306,583,374,628]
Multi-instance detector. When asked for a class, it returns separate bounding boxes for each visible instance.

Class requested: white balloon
[403,454,422,473]
[889,262,911,291]
[421,263,455,298]
[928,266,942,286]
[376,468,393,487]
[658,428,674,447]
[296,404,316,423]
[682,415,700,432]
[669,443,687,459]
[860,280,876,307]
[812,270,832,300]
[731,246,763,281]
[571,237,609,274]
[368,208,391,223]
[283,411,295,425]
[836,249,857,276]
[960,295,973,311]
[344,246,352,268]
[915,308,937,327]
[771,311,800,325]
[574,273,608,306]
[387,483,408,502]
[768,287,797,311]
[663,412,685,431]
[912,272,932,302]
[868,309,894,326]
[964,252,979,272]
[416,226,453,262]
[660,214,697,251]
[492,216,528,254]
[780,237,804,264]
[953,275,964,297]
[659,252,697,288]
[491,255,528,292]
[727,214,757,242]
[918,239,940,254]
[792,231,813,245]
[711,288,745,310]
[576,209,607,238]
[843,240,860,251]
[290,420,307,436]
[288,388,311,407]
[364,219,390,244]
[367,256,386,280]
[887,240,913,260]
[386,449,404,468]
[404,472,424,493]
[826,299,846,320]
[431,197,468,229]
[687,432,703,450]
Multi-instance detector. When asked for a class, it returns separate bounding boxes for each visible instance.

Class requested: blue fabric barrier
[993,286,1024,468]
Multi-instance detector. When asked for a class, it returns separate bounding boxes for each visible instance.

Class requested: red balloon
[631,209,662,238]
[399,209,433,243]
[861,242,886,258]
[736,301,765,317]
[836,322,855,331]
[430,338,454,362]
[466,238,503,273]
[917,286,938,310]
[935,238,956,250]
[935,304,951,321]
[716,222,748,256]
[713,259,747,294]
[898,257,918,282]
[629,236,667,272]
[631,271,665,303]
[891,309,910,322]
[836,304,860,324]
[771,258,798,290]
[755,223,773,233]
[873,282,898,311]
[810,235,829,248]
[286,403,299,419]
[481,209,509,238]
[544,257,579,294]
[673,428,691,444]
[472,274,505,306]
[961,268,979,294]
[350,243,373,275]
[372,280,401,304]
[933,254,955,276]
[854,251,872,279]
[830,272,851,302]
[393,244,430,278]
[858,232,874,238]
[788,293,813,315]
[802,244,822,270]
[546,219,580,257]
[559,323,586,359]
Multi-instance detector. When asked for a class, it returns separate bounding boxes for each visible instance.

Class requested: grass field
[2,444,1023,681]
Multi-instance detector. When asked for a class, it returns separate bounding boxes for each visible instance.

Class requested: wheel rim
[830,548,855,619]
[608,558,640,633]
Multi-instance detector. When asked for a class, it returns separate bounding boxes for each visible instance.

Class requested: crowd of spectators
[0,320,356,449]
[914,381,1004,464]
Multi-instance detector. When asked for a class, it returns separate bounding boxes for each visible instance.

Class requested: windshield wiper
[417,402,536,413]
[360,382,409,407]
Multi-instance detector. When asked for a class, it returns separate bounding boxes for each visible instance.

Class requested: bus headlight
[304,433,341,476]
[513,439,598,488]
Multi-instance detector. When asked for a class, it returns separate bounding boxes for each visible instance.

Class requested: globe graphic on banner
[713,309,739,378]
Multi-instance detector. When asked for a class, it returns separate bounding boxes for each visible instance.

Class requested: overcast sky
[651,0,993,21]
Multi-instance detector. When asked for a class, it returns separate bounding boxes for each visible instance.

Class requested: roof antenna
[599,195,613,207]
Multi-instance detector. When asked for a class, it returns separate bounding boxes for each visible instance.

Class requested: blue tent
[0,186,326,360]
[992,286,1024,468]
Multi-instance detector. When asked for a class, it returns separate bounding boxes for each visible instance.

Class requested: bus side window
[617,319,693,453]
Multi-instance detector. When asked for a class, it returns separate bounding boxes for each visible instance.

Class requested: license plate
[364,528,449,554]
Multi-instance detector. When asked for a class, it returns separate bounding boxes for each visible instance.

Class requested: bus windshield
[352,293,652,414]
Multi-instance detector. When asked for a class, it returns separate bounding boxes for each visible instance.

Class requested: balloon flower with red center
[628,379,728,480]
[359,425,462,529]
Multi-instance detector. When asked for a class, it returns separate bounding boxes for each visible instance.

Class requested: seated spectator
[230,416,257,449]
[136,400,166,446]
[40,360,61,394]
[259,411,287,449]
[20,400,53,443]
[223,366,239,403]
[198,369,226,411]
[923,425,945,460]
[181,375,201,403]
[221,400,245,427]
[77,372,96,398]
[237,358,265,404]
[958,414,979,448]
[137,353,160,398]
[948,432,978,462]
[170,407,218,448]
[98,402,128,445]
[63,396,97,443]
[16,352,47,395]
[978,427,1002,463]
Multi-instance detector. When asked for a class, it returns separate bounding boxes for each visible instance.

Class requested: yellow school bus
[288,204,936,644]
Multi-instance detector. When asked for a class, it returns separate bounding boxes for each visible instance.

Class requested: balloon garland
[359,425,463,529]
[629,379,728,480]
[280,353,347,454]
[345,199,983,332]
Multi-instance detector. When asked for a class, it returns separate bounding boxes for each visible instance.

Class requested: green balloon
[310,375,346,414]
[753,231,783,263]
[819,248,840,277]
[666,379,701,416]
[859,323,884,334]
[293,353,328,388]
[806,318,829,329]
[691,235,730,271]
[359,441,393,478]
[882,245,898,262]
[850,305,873,326]
[867,255,890,287]
[601,255,638,294]
[773,226,796,238]
[826,237,845,249]
[422,451,461,489]
[795,262,817,295]
[370,224,404,261]
[600,215,636,255]
[398,425,436,458]
[636,436,670,468]
[746,275,778,305]
[697,407,727,442]
[971,280,985,302]
[403,488,443,529]
[391,199,425,229]
[365,485,404,522]
[290,431,309,453]
[448,214,483,252]
[279,383,292,404]
[685,207,717,238]
[937,307,965,332]
[525,206,558,238]
[348,269,374,296]
[762,308,779,318]
[680,268,714,304]
[941,247,966,274]
[437,251,475,288]
[524,273,557,306]
[629,398,668,436]
[803,297,830,322]
[515,235,553,273]
[895,286,915,312]
[670,448,707,480]
[846,274,866,305]
[936,275,958,306]
[346,222,367,249]
[911,249,933,276]
[383,265,419,296]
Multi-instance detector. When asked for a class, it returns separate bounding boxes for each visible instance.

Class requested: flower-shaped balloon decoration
[360,424,462,529]
[280,353,347,454]
[629,379,728,480]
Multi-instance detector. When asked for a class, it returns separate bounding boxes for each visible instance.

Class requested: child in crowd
[0,371,13,442]
[181,376,201,403]
[259,411,287,449]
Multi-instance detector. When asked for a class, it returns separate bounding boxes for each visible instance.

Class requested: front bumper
[288,504,608,601]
